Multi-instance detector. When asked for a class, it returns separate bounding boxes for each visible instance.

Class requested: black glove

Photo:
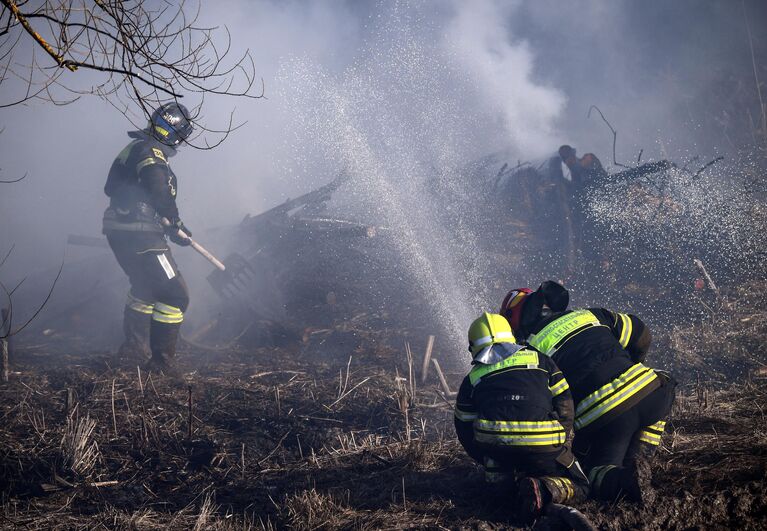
[166,219,192,246]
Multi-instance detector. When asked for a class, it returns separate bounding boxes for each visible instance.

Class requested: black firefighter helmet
[149,102,194,147]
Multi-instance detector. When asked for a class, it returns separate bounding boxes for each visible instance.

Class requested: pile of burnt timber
[194,174,422,350]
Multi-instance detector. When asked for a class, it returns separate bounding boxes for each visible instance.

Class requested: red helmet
[500,287,532,333]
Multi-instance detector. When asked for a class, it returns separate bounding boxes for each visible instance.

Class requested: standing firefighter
[500,281,677,504]
[454,312,589,520]
[102,103,195,376]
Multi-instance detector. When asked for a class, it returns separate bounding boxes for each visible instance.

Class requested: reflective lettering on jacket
[459,349,569,450]
[468,349,539,386]
[527,310,606,357]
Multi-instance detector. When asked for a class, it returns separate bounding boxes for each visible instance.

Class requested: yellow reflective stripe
[549,378,570,397]
[154,125,170,138]
[454,408,478,422]
[527,310,604,356]
[152,302,184,324]
[136,157,161,172]
[575,364,658,429]
[638,419,666,445]
[469,349,539,385]
[638,431,662,445]
[475,419,565,432]
[474,432,566,446]
[618,313,633,348]
[475,419,566,446]
[554,477,574,500]
[126,294,153,314]
[576,363,650,412]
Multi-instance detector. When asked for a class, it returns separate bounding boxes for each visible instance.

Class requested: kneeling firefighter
[102,102,195,376]
[500,281,677,504]
[454,312,589,519]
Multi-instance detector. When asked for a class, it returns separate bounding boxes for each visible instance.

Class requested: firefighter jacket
[103,131,180,234]
[454,343,574,463]
[523,308,658,433]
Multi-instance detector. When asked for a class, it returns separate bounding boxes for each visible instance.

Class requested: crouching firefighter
[454,313,589,520]
[102,102,195,376]
[500,281,677,504]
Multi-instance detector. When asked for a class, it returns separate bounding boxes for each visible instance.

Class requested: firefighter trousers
[482,446,590,504]
[106,231,189,364]
[574,373,677,500]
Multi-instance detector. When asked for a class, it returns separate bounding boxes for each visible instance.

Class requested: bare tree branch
[0,0,263,148]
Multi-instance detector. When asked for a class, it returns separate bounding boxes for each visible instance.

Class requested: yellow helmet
[468,312,516,355]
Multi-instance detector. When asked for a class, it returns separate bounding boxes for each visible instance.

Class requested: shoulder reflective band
[469,349,539,386]
[136,156,162,172]
[574,363,658,430]
[528,310,604,357]
[617,313,633,348]
[549,378,570,397]
[474,419,566,447]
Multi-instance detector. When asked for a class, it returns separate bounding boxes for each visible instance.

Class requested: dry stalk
[111,378,117,437]
[420,335,435,384]
[395,343,418,443]
[1,337,8,382]
[61,414,100,477]
[192,492,218,531]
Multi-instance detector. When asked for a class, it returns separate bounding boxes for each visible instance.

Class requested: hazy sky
[1,0,764,329]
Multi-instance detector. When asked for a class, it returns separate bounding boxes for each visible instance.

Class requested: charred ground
[1,301,766,530]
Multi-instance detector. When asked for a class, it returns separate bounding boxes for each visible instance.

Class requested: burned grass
[1,337,766,530]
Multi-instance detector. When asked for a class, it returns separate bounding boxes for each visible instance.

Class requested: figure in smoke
[454,312,589,522]
[500,281,676,504]
[102,103,195,377]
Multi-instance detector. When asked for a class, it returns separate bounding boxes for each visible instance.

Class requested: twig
[111,378,117,437]
[402,476,407,512]
[327,377,372,408]
[241,442,245,480]
[420,335,435,384]
[743,0,766,151]
[588,105,628,168]
[1,339,7,382]
[187,385,193,439]
[257,430,291,466]
[691,156,724,180]
[136,366,144,396]
[430,359,452,395]
[694,258,721,297]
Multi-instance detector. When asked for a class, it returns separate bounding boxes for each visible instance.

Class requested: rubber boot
[622,458,655,506]
[518,477,547,521]
[539,504,597,531]
[117,306,151,361]
[540,476,588,505]
[589,460,654,506]
[146,320,182,378]
[483,456,513,485]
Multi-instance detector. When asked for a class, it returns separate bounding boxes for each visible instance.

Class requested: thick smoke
[1,0,764,350]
